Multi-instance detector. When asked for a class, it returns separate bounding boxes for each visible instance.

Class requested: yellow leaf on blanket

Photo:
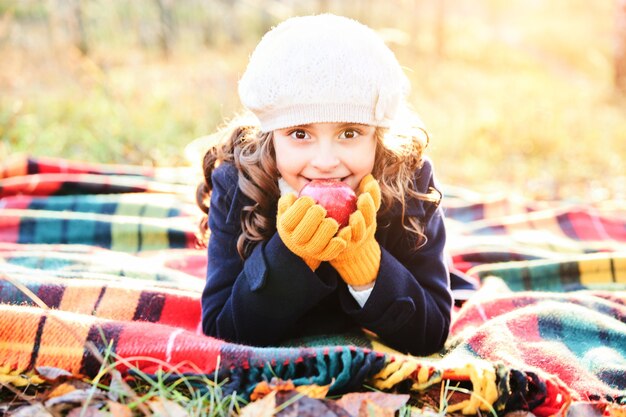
[294,382,331,399]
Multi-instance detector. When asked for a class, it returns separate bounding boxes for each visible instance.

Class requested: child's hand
[277,193,347,271]
[330,174,382,287]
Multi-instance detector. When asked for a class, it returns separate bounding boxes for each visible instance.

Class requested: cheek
[273,139,302,178]
[364,152,376,172]
[353,140,377,173]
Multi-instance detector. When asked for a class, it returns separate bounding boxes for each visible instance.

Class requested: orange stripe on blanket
[0,307,42,371]
[37,310,93,373]
[95,287,142,321]
[59,285,103,314]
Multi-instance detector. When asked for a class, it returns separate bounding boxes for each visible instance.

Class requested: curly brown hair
[196,116,440,259]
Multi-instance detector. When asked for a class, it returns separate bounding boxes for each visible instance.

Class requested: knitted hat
[238,14,410,132]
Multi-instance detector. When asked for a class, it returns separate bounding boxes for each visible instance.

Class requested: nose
[310,141,340,171]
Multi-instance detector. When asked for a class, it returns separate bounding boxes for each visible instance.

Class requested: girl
[196,14,453,355]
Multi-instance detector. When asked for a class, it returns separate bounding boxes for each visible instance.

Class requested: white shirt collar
[278,177,298,196]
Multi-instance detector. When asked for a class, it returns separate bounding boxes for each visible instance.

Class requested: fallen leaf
[107,401,133,417]
[106,370,135,402]
[324,401,353,417]
[66,405,109,417]
[251,378,331,401]
[8,403,54,417]
[35,367,74,382]
[240,390,277,417]
[358,399,393,417]
[336,392,409,417]
[294,383,331,399]
[44,388,107,409]
[275,392,341,417]
[251,379,296,401]
[147,398,188,417]
[46,382,76,399]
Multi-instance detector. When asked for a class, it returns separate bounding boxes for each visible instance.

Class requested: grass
[89,356,246,417]
[2,0,625,201]
[45,340,246,417]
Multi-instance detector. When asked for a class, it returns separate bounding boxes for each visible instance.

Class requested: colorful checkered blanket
[1,156,626,416]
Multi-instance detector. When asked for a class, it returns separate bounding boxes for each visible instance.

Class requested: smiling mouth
[304,176,348,183]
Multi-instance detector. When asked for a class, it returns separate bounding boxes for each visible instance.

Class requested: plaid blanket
[1,156,626,416]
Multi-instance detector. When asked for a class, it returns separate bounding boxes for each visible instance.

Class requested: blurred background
[1,0,625,201]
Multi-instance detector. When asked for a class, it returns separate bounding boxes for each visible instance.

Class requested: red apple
[299,180,357,228]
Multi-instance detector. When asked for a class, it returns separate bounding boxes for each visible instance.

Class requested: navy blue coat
[201,159,453,355]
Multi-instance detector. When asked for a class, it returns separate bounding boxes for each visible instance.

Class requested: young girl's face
[273,122,377,193]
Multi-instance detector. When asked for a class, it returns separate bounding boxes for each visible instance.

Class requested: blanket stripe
[469,253,626,291]
[0,304,223,377]
[0,194,196,217]
[0,244,205,288]
[0,156,157,178]
[0,208,197,251]
[449,286,626,403]
[0,173,193,197]
[461,207,626,243]
[0,275,201,331]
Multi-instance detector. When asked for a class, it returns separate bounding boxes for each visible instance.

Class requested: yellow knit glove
[330,174,382,287]
[277,193,347,271]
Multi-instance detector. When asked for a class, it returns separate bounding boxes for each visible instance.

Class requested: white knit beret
[238,14,410,132]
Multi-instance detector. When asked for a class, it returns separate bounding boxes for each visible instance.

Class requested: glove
[277,193,347,271]
[330,174,382,287]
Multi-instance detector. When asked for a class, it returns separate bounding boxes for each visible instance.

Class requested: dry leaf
[275,392,341,417]
[336,392,409,417]
[47,382,77,399]
[323,401,353,417]
[358,400,393,417]
[44,388,107,409]
[107,401,133,417]
[251,379,296,401]
[8,403,55,417]
[35,367,74,382]
[147,398,188,417]
[66,405,109,417]
[106,370,134,402]
[240,390,277,417]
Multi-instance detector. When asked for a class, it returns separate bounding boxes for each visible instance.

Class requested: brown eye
[340,129,360,139]
[290,129,309,140]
